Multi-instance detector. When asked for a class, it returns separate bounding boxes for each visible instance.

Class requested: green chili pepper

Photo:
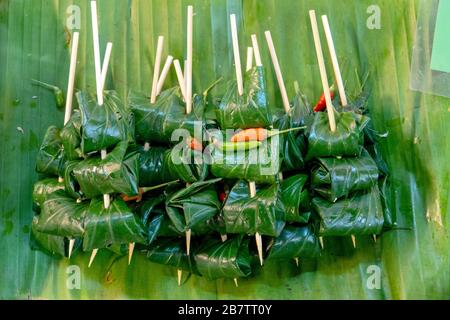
[31,79,65,109]
[216,140,262,152]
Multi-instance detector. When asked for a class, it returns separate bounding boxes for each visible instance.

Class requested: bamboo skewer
[156,55,174,96]
[246,47,254,72]
[309,10,336,132]
[173,59,187,101]
[321,15,347,107]
[64,32,80,259]
[264,31,290,114]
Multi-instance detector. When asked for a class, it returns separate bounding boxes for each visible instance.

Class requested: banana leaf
[379,177,396,228]
[209,137,281,184]
[60,109,84,160]
[137,145,208,186]
[30,216,66,258]
[215,66,271,129]
[165,179,222,234]
[77,90,134,153]
[35,190,88,238]
[366,143,389,177]
[70,141,139,198]
[35,126,64,177]
[129,87,205,144]
[311,150,379,202]
[222,180,285,237]
[267,225,320,260]
[32,178,65,210]
[194,236,252,280]
[306,111,367,160]
[82,198,147,251]
[281,174,311,223]
[312,187,384,236]
[146,238,197,273]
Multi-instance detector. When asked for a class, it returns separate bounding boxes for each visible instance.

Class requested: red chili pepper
[218,191,227,202]
[313,86,335,112]
[189,138,203,152]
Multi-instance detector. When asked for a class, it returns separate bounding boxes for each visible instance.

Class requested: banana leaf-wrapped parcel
[267,225,320,260]
[136,145,208,187]
[30,216,67,258]
[215,66,271,129]
[60,109,85,161]
[306,111,369,160]
[65,141,139,199]
[146,238,198,273]
[311,150,379,202]
[222,180,285,237]
[36,126,64,177]
[32,178,65,210]
[77,90,134,154]
[312,187,384,236]
[210,138,281,185]
[129,87,205,144]
[165,179,222,234]
[281,174,311,223]
[82,198,147,251]
[194,235,252,280]
[34,190,88,238]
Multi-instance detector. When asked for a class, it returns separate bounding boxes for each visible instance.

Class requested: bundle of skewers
[30,3,392,286]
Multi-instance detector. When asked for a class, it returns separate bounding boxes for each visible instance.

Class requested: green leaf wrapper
[312,187,384,236]
[165,179,222,234]
[311,150,379,202]
[36,126,64,177]
[379,177,396,228]
[215,66,271,129]
[146,238,197,273]
[60,109,84,160]
[194,235,252,280]
[268,225,320,260]
[30,215,66,258]
[137,146,208,186]
[77,90,134,153]
[281,174,311,223]
[306,111,367,160]
[35,190,88,237]
[222,180,285,237]
[129,87,205,144]
[210,137,281,185]
[83,198,147,251]
[32,178,65,210]
[70,142,139,199]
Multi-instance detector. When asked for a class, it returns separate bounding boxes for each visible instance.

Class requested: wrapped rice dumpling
[35,190,88,238]
[210,137,281,185]
[146,238,197,273]
[222,180,285,237]
[312,187,384,236]
[82,198,147,251]
[137,145,208,187]
[129,87,205,144]
[215,66,271,129]
[36,126,64,177]
[194,236,252,280]
[311,150,379,202]
[32,178,65,210]
[165,179,222,234]
[281,174,311,223]
[77,90,134,153]
[67,141,139,199]
[30,215,67,258]
[306,111,368,160]
[268,225,320,260]
[60,109,84,160]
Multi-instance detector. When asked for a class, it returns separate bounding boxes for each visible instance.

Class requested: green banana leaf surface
[267,225,320,260]
[0,0,448,300]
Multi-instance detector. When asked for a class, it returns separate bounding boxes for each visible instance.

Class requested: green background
[0,0,448,299]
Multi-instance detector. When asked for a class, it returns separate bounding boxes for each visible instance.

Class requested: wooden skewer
[230,14,243,95]
[309,10,336,132]
[245,47,253,72]
[128,242,135,265]
[251,35,262,67]
[264,31,290,114]
[319,236,324,249]
[294,257,299,267]
[251,183,264,266]
[351,235,357,248]
[156,55,174,96]
[177,269,183,286]
[173,59,187,101]
[62,31,80,259]
[372,234,377,243]
[186,5,193,114]
[234,278,239,287]
[100,43,113,92]
[321,15,347,107]
[151,36,164,104]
